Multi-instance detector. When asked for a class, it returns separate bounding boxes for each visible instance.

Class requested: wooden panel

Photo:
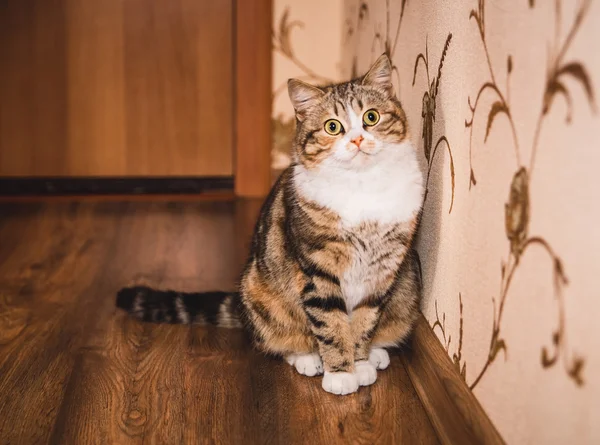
[65,0,126,176]
[401,315,505,445]
[195,0,234,177]
[122,0,233,176]
[0,0,69,176]
[0,0,233,177]
[235,0,272,197]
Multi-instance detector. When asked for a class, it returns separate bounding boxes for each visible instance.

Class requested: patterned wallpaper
[272,0,599,443]
[341,0,599,443]
[271,0,344,170]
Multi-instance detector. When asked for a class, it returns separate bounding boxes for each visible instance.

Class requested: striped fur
[116,54,424,395]
[239,170,421,367]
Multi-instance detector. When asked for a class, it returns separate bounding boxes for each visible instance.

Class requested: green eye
[324,119,343,135]
[363,109,380,126]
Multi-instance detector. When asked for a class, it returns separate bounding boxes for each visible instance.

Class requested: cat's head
[288,54,409,170]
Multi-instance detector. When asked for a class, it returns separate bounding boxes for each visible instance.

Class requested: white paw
[354,360,377,386]
[322,371,359,395]
[285,353,323,376]
[368,348,390,370]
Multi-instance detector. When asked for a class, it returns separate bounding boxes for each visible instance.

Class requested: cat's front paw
[322,371,359,395]
[354,360,377,386]
[368,348,390,370]
[285,353,323,376]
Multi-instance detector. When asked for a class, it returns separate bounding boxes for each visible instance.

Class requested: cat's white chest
[294,142,424,228]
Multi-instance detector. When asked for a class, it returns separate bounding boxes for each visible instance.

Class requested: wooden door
[0,0,233,177]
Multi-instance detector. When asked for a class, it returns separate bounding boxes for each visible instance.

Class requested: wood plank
[234,0,273,197]
[268,352,439,444]
[0,203,125,443]
[401,315,505,445]
[49,206,190,443]
[48,202,238,443]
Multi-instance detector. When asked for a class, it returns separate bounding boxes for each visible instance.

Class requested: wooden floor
[0,201,439,444]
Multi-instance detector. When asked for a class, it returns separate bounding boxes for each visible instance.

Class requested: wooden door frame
[233,0,272,198]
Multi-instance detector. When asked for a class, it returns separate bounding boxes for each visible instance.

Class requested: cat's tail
[115,286,242,328]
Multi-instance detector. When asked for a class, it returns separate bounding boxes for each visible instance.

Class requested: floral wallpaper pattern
[340,0,599,443]
[413,33,456,213]
[462,0,594,391]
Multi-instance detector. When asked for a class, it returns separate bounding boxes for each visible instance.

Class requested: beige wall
[272,0,344,169]
[341,0,600,443]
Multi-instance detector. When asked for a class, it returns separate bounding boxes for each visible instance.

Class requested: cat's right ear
[288,79,324,121]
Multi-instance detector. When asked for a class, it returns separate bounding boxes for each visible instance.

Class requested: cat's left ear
[362,53,393,94]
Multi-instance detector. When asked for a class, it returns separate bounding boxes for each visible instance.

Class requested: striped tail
[116,286,242,328]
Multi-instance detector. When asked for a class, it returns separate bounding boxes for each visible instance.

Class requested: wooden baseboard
[401,315,505,445]
[0,192,235,203]
[0,177,233,197]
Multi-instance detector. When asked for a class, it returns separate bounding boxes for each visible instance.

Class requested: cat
[116,53,424,396]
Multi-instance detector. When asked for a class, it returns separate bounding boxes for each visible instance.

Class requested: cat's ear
[288,79,324,121]
[362,53,393,93]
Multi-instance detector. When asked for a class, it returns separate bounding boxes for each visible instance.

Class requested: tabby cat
[116,54,424,395]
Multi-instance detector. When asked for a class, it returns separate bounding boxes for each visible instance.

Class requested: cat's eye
[324,119,344,135]
[363,109,380,126]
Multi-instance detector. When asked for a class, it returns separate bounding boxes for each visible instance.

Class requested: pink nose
[351,135,364,147]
